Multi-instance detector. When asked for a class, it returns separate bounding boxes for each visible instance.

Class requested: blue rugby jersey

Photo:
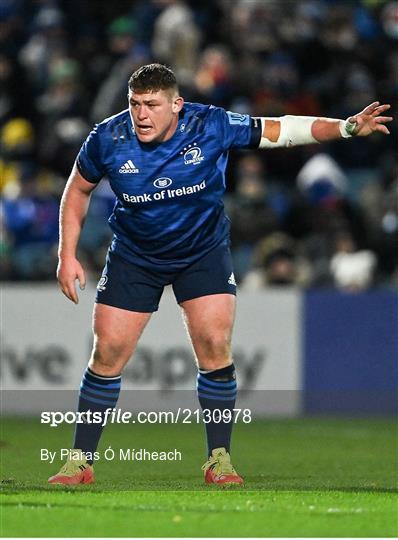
[76,102,261,270]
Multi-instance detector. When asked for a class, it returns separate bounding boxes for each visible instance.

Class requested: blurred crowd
[1,0,397,290]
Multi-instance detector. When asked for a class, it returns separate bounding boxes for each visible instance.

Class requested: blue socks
[73,367,121,463]
[197,364,237,457]
[73,365,236,463]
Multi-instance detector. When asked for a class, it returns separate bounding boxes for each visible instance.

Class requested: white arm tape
[339,118,357,137]
[259,116,318,148]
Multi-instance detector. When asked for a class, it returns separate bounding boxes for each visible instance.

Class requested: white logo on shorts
[228,272,236,286]
[97,275,108,292]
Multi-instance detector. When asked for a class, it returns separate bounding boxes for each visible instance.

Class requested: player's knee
[197,334,231,364]
[89,338,129,373]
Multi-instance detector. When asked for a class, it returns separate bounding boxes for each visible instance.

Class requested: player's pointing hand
[56,256,86,305]
[347,102,393,137]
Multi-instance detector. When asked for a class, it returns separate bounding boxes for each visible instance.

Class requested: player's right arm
[57,163,97,304]
[257,102,392,147]
[212,102,392,152]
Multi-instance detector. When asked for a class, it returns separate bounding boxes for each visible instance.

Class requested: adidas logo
[119,160,139,174]
[228,272,236,286]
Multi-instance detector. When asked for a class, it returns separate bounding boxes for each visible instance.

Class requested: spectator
[330,230,377,292]
[91,16,150,122]
[284,153,371,285]
[192,45,235,107]
[1,118,35,195]
[227,154,279,280]
[241,232,311,289]
[152,0,201,88]
[2,166,59,280]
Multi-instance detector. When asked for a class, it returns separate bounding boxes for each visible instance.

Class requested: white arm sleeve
[258,116,319,148]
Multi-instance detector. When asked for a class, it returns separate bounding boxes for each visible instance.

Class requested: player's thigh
[180,293,236,369]
[90,250,166,373]
[172,242,237,305]
[173,242,236,369]
[90,303,151,373]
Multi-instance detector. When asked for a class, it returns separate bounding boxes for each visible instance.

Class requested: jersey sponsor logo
[97,275,108,292]
[119,160,139,174]
[153,177,172,188]
[122,180,206,204]
[227,111,250,126]
[180,143,205,166]
[228,272,236,286]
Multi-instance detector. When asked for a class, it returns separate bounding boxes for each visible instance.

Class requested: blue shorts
[95,243,236,312]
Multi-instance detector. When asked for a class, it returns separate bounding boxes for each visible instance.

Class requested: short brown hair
[128,64,178,94]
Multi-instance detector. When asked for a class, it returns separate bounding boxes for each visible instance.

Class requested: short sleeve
[76,125,106,183]
[210,108,261,151]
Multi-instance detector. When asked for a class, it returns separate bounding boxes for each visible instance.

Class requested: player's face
[128,89,184,143]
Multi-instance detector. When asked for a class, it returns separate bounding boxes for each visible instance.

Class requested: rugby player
[48,63,392,486]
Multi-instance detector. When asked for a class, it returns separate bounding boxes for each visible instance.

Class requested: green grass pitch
[1,417,397,537]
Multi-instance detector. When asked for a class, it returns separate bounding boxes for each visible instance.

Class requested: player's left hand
[349,102,393,136]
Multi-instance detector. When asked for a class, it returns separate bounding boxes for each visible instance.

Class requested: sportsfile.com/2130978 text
[40,408,253,427]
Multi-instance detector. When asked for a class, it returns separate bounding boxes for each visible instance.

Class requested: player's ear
[172,96,184,114]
